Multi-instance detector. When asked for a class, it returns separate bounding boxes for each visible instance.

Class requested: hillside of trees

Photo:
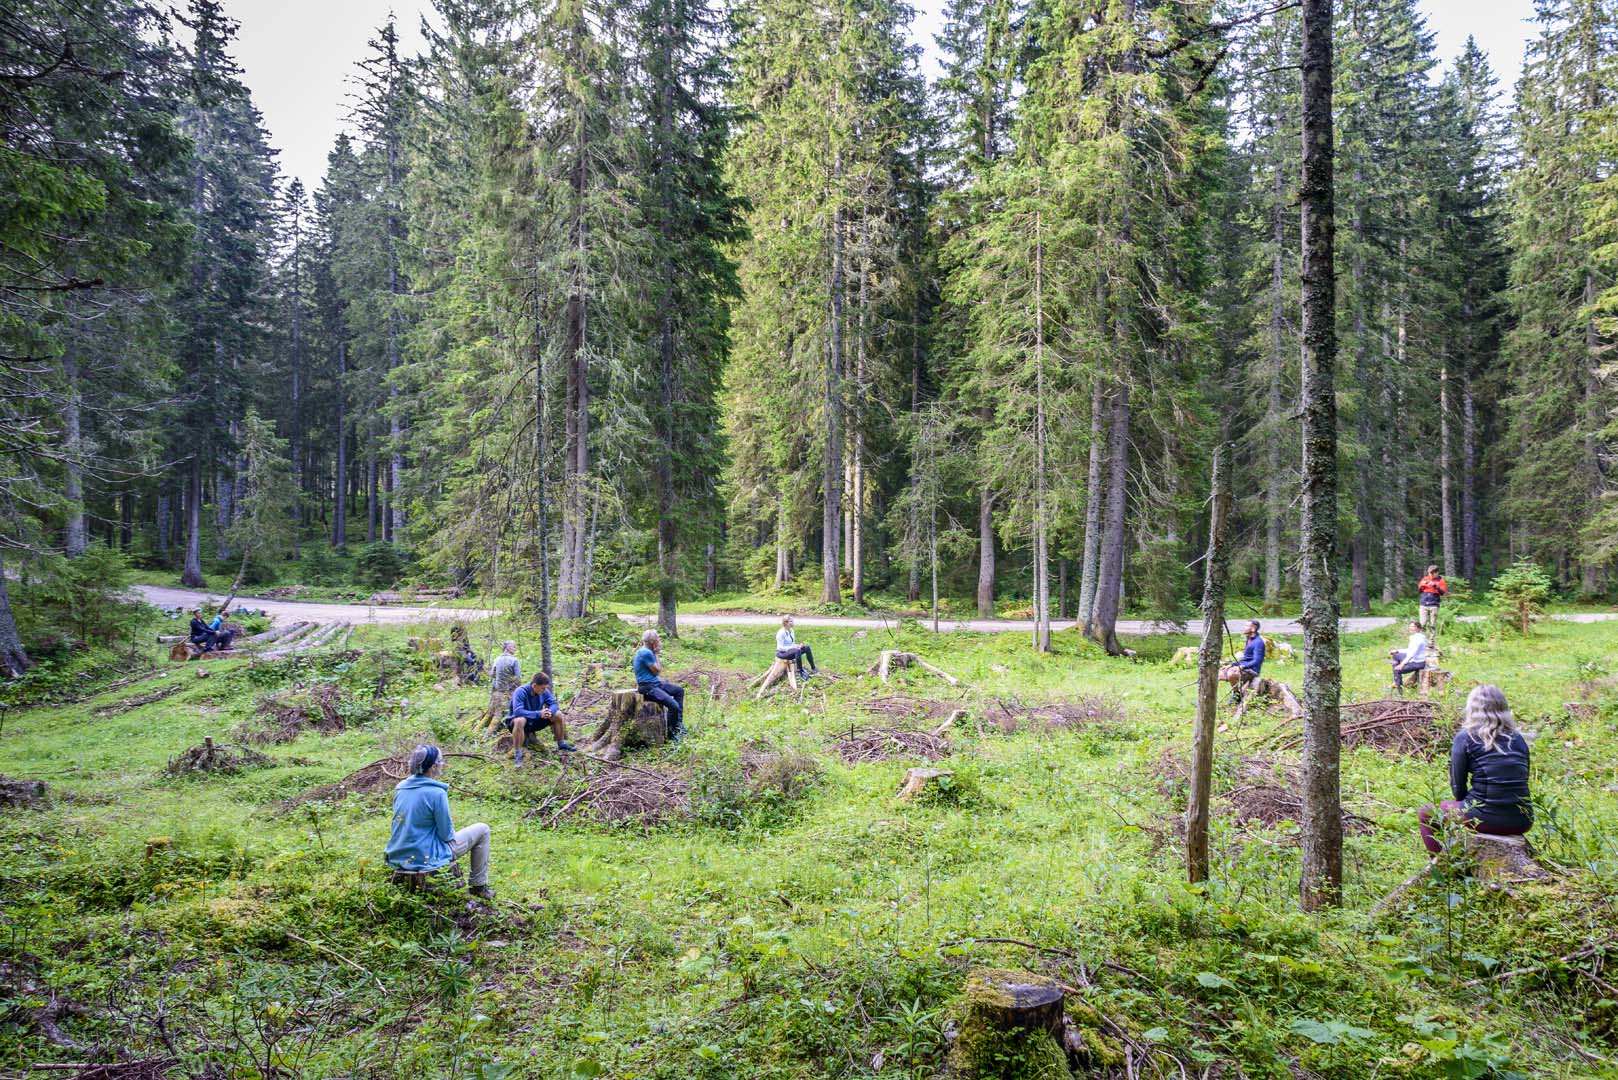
[4,0,1617,675]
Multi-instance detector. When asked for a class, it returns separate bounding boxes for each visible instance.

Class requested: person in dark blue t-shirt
[505,672,575,765]
[633,629,685,742]
[1418,684,1532,855]
[1220,620,1266,705]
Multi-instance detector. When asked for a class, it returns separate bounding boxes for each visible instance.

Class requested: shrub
[1488,560,1552,635]
[355,542,406,587]
[13,544,143,649]
[300,543,349,585]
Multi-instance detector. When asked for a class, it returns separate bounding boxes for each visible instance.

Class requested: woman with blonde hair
[1417,684,1532,855]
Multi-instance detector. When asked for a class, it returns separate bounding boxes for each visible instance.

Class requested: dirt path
[135,583,1618,635]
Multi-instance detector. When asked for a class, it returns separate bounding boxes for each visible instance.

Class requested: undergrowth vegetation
[1,612,1616,1077]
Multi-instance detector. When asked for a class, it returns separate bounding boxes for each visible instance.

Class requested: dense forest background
[3,0,1616,675]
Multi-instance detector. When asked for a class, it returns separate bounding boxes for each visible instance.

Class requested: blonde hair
[781,615,793,626]
[502,640,517,654]
[642,629,660,648]
[1462,684,1520,753]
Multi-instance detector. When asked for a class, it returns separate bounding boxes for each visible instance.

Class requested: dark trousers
[1418,800,1529,854]
[777,644,816,675]
[638,680,685,734]
[1391,651,1425,690]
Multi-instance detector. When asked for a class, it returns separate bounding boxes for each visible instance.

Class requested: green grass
[1,614,1615,1077]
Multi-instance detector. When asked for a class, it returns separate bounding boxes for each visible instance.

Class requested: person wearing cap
[384,745,493,898]
[633,629,685,742]
[505,671,575,764]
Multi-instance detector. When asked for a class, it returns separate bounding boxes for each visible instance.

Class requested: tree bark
[1187,442,1232,883]
[534,291,554,677]
[1298,0,1343,910]
[822,149,845,605]
[290,195,304,558]
[0,548,31,677]
[63,352,87,557]
[182,458,205,587]
[366,446,378,544]
[1032,205,1050,653]
[1439,367,1455,577]
[156,490,170,556]
[976,483,995,617]
[1078,377,1104,625]
[1461,377,1478,579]
[1089,385,1130,655]
[851,252,868,605]
[775,491,791,588]
[1264,166,1286,613]
[333,341,347,548]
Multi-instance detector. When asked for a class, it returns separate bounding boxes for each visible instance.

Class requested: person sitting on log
[1388,620,1429,694]
[482,640,521,728]
[775,615,817,680]
[384,744,494,899]
[207,605,234,651]
[1417,684,1532,856]
[188,608,218,652]
[505,672,575,764]
[1417,564,1448,635]
[1220,620,1265,705]
[633,629,685,743]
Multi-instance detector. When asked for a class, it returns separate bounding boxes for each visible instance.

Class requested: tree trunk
[182,458,205,587]
[0,548,31,677]
[976,481,995,618]
[822,149,845,605]
[157,490,171,556]
[366,447,378,544]
[656,291,678,639]
[1462,377,1478,579]
[1057,558,1069,619]
[63,353,87,557]
[775,491,791,588]
[290,206,304,559]
[1263,170,1286,613]
[851,251,868,604]
[1089,385,1130,655]
[119,492,132,550]
[215,469,233,560]
[555,64,592,620]
[1439,367,1455,577]
[1297,0,1343,910]
[1078,377,1105,625]
[1032,206,1050,653]
[705,543,716,593]
[908,290,924,604]
[1187,443,1232,883]
[534,295,554,677]
[333,342,347,548]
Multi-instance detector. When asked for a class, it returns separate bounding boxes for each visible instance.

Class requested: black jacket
[189,617,213,644]
[1450,729,1532,829]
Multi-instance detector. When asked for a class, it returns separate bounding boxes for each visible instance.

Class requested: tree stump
[1418,668,1452,698]
[169,641,203,662]
[0,778,48,809]
[583,689,668,761]
[754,658,798,698]
[391,861,464,893]
[1463,832,1547,883]
[951,969,1069,1077]
[897,767,953,801]
[870,650,961,686]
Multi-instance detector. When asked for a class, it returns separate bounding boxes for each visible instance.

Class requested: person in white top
[1389,620,1429,693]
[775,615,817,679]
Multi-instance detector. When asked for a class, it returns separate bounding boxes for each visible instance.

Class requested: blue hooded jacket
[384,774,455,872]
[1238,634,1265,674]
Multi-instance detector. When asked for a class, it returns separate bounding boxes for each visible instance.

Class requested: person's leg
[801,644,816,673]
[660,681,686,737]
[216,629,233,650]
[1420,605,1436,633]
[640,683,681,730]
[512,717,527,764]
[450,823,491,888]
[1418,800,1466,854]
[788,644,806,676]
[1394,661,1424,691]
[549,713,575,751]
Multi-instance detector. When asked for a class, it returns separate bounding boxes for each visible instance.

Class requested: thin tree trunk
[290,202,304,559]
[1439,366,1455,577]
[1462,377,1478,579]
[333,342,347,548]
[555,88,592,619]
[1079,377,1105,626]
[1033,205,1050,653]
[1089,384,1130,656]
[119,492,132,550]
[705,543,716,593]
[1058,558,1069,620]
[822,149,845,605]
[367,445,378,544]
[182,458,205,587]
[0,548,31,677]
[656,282,678,637]
[908,288,924,604]
[63,352,87,557]
[775,491,790,587]
[215,469,232,560]
[1187,442,1232,883]
[534,294,554,677]
[1298,0,1343,911]
[976,483,995,617]
[1264,166,1285,613]
[852,250,867,604]
[156,490,170,556]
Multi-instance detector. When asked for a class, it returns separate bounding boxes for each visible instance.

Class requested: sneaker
[513,748,524,766]
[469,884,494,900]
[556,740,577,753]
[668,724,685,744]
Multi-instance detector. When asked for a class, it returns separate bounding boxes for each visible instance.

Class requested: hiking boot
[513,748,524,766]
[668,724,685,744]
[469,884,494,900]
[556,740,577,753]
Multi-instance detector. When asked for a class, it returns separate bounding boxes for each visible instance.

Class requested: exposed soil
[861,695,960,725]
[984,694,1127,734]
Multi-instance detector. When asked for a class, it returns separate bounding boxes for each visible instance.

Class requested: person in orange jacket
[1417,565,1448,634]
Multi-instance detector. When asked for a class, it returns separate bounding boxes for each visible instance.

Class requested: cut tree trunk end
[583,689,668,761]
[897,767,953,801]
[753,658,799,698]
[950,969,1070,1077]
[870,650,961,687]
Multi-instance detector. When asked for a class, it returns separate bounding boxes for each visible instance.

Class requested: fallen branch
[284,930,387,996]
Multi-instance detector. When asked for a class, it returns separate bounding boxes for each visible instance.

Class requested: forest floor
[2,613,1616,1078]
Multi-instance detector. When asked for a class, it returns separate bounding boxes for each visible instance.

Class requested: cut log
[896,767,953,801]
[168,641,202,662]
[243,621,315,647]
[1230,677,1303,723]
[870,650,962,687]
[583,689,668,762]
[754,658,799,698]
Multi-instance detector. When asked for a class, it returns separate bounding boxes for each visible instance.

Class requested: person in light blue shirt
[633,629,685,742]
[504,672,575,765]
[383,745,493,898]
[207,605,234,650]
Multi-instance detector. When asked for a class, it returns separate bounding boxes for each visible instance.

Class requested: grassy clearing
[1,613,1616,1078]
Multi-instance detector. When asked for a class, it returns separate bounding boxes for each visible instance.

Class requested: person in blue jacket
[633,629,685,742]
[1220,620,1266,705]
[505,671,575,765]
[384,745,493,898]
[207,605,234,651]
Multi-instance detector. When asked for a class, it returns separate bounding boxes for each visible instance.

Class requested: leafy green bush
[300,543,350,585]
[1488,560,1552,635]
[354,541,406,587]
[12,544,143,651]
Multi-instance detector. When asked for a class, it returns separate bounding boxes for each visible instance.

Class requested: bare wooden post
[1188,443,1232,883]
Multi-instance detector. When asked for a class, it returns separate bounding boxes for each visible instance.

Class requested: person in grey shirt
[480,641,522,731]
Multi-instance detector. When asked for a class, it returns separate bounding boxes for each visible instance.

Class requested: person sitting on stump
[188,608,216,652]
[207,605,233,651]
[1220,620,1265,704]
[484,640,521,728]
[450,624,483,684]
[506,671,575,764]
[775,615,817,680]
[1389,620,1429,693]
[1417,684,1532,856]
[384,744,494,898]
[634,629,685,743]
[1417,564,1448,635]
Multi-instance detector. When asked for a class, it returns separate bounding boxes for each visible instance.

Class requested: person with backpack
[1417,565,1449,634]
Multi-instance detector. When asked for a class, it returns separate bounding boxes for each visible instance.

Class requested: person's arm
[541,690,558,716]
[1450,732,1469,802]
[510,689,543,720]
[433,790,455,843]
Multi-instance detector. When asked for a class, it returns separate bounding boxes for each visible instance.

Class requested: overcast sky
[228,0,1542,190]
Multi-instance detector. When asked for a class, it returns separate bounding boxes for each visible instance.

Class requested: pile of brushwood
[165,738,271,776]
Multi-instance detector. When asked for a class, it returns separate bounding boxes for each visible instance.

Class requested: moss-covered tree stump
[950,969,1069,1079]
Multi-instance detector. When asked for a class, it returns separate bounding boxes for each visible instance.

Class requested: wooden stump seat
[583,688,668,761]
[754,658,799,698]
[391,860,465,893]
